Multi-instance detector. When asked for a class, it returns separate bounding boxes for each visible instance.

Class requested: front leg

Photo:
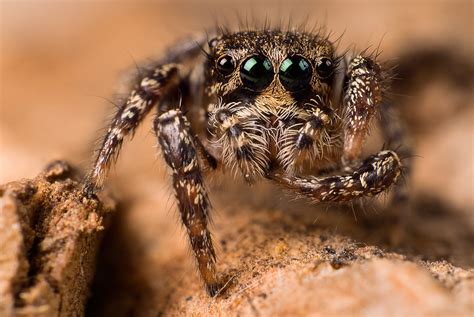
[342,55,385,166]
[270,150,402,202]
[341,55,411,243]
[154,109,219,296]
[83,64,181,195]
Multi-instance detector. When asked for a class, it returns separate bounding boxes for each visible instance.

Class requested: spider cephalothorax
[83,27,408,296]
[206,31,344,180]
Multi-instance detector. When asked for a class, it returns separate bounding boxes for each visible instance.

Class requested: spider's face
[206,31,341,181]
[206,30,337,104]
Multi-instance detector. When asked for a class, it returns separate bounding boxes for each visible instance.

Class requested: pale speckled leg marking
[271,150,402,202]
[342,56,383,166]
[83,64,180,195]
[154,109,219,296]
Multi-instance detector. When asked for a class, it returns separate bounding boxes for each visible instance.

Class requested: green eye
[240,55,274,91]
[279,56,312,91]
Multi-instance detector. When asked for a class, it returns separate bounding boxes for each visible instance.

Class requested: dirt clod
[0,161,115,317]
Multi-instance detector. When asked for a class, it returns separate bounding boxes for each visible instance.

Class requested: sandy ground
[1,1,473,316]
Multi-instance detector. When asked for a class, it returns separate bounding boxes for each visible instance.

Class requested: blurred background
[1,0,473,315]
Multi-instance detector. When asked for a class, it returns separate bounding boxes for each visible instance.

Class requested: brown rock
[0,161,115,317]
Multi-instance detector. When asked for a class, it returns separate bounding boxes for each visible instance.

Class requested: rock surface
[85,177,474,316]
[0,161,115,316]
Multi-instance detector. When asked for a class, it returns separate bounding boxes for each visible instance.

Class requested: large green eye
[240,55,274,91]
[279,56,312,91]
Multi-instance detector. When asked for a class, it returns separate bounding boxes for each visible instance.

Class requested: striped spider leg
[270,55,403,204]
[83,44,220,295]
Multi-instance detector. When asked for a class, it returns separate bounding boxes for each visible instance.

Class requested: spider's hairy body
[206,30,344,180]
[83,26,409,296]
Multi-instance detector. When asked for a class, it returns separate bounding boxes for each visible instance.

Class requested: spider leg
[270,150,402,202]
[83,63,182,196]
[154,109,219,296]
[342,55,384,167]
[340,54,411,243]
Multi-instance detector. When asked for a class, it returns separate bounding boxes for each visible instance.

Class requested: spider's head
[206,30,341,181]
[206,30,338,104]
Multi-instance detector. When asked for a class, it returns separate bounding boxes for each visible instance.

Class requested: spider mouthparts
[266,113,278,128]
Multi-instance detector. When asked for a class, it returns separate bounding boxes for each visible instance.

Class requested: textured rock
[87,188,473,316]
[0,161,115,317]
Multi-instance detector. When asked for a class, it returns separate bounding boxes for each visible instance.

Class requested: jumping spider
[83,26,409,296]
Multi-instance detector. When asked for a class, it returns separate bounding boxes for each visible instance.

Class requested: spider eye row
[216,54,334,92]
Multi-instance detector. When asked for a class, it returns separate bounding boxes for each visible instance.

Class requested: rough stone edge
[0,161,115,317]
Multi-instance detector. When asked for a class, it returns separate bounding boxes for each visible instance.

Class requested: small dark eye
[315,57,333,78]
[208,38,218,48]
[216,55,235,76]
[279,56,312,91]
[240,55,274,91]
